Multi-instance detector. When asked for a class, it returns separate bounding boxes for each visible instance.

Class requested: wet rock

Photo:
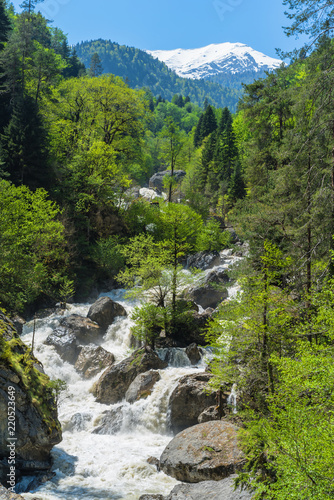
[75,345,115,379]
[11,316,26,336]
[185,343,202,365]
[59,314,103,344]
[198,405,221,424]
[0,314,62,485]
[149,170,186,194]
[186,251,220,270]
[168,373,217,434]
[165,476,252,500]
[205,267,230,285]
[45,327,81,364]
[93,347,168,405]
[87,296,127,332]
[147,456,160,471]
[160,421,245,483]
[125,370,161,403]
[0,486,24,499]
[63,413,92,432]
[187,284,228,309]
[92,407,124,435]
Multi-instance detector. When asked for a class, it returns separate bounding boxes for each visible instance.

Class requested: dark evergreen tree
[89,52,103,77]
[193,113,203,147]
[0,0,12,135]
[229,161,246,201]
[0,96,51,189]
[0,0,11,51]
[20,0,44,14]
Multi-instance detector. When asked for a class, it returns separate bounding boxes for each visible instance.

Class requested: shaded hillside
[74,39,242,111]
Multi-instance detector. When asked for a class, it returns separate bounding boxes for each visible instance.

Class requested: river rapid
[17,250,242,500]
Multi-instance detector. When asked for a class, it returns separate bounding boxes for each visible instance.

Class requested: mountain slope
[74,39,242,111]
[146,42,282,80]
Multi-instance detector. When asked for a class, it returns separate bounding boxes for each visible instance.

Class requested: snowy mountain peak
[146,42,282,80]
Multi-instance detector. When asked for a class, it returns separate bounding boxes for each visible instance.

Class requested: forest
[1,0,334,498]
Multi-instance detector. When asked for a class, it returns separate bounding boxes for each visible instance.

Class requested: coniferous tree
[89,52,103,77]
[0,95,51,189]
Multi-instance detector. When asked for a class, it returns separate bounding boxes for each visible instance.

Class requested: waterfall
[17,249,242,499]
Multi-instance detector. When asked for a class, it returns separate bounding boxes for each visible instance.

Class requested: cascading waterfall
[17,249,243,500]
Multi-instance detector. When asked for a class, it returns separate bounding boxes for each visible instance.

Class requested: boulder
[198,405,220,424]
[160,421,245,483]
[45,327,81,364]
[92,347,168,405]
[75,345,115,378]
[187,285,228,309]
[185,343,202,365]
[59,314,103,344]
[0,314,62,485]
[63,413,92,432]
[186,251,220,270]
[92,407,125,435]
[125,370,161,403]
[11,316,26,336]
[168,373,217,434]
[149,170,186,194]
[165,476,252,500]
[205,267,229,285]
[87,296,127,332]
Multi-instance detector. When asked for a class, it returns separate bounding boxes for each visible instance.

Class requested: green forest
[1,0,334,497]
[74,39,243,111]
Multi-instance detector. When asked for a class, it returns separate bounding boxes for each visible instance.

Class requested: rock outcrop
[0,313,62,486]
[87,296,127,332]
[59,314,103,344]
[185,343,202,365]
[149,170,186,193]
[186,251,220,270]
[92,348,168,405]
[45,327,81,364]
[165,476,252,499]
[75,345,115,378]
[168,372,217,433]
[125,370,161,403]
[160,421,245,482]
[187,284,228,309]
[92,407,124,435]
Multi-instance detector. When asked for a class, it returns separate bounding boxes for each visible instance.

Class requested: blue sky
[11,0,306,59]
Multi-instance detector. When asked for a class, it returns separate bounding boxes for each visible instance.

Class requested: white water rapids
[17,250,243,500]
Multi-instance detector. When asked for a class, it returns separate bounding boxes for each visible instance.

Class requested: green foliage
[0,180,67,311]
[131,303,165,347]
[195,219,231,252]
[91,235,125,278]
[74,39,242,111]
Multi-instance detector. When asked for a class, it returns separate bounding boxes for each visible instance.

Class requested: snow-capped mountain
[146,42,282,80]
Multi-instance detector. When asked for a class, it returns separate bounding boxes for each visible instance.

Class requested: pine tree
[229,161,246,201]
[0,96,51,189]
[89,52,103,77]
[0,0,11,51]
[20,0,44,14]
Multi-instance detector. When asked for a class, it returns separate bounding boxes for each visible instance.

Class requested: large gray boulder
[165,476,252,499]
[187,285,228,309]
[92,407,124,435]
[125,370,161,403]
[160,421,245,483]
[149,170,186,193]
[75,345,115,378]
[92,347,168,405]
[59,314,103,344]
[45,327,81,364]
[168,372,217,434]
[186,251,220,271]
[185,343,202,365]
[0,313,62,486]
[87,296,127,332]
